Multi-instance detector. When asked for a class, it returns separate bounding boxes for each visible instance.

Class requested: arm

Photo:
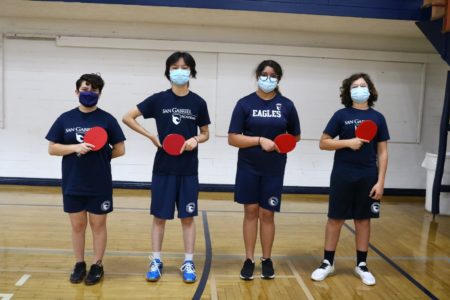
[111,141,125,159]
[319,133,367,151]
[181,125,210,152]
[48,141,94,156]
[122,106,161,147]
[228,133,277,152]
[369,141,388,200]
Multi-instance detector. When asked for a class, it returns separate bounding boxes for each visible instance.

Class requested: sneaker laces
[358,265,369,272]
[180,262,195,274]
[319,262,329,269]
[148,256,161,272]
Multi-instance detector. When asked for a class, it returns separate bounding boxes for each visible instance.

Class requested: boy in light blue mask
[122,51,210,284]
[311,73,389,286]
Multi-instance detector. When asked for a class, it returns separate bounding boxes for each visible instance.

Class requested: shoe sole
[311,270,335,281]
[70,279,84,284]
[146,278,161,282]
[239,275,254,281]
[261,274,275,279]
[183,280,196,283]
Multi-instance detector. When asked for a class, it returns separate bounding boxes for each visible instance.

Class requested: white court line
[15,274,31,286]
[0,294,14,300]
[210,275,218,300]
[287,259,315,300]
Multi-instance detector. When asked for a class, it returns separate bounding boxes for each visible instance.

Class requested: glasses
[259,73,278,83]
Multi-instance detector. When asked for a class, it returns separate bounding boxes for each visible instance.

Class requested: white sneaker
[354,262,376,285]
[311,259,335,281]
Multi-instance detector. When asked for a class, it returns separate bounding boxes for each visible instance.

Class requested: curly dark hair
[340,73,378,107]
[76,73,104,93]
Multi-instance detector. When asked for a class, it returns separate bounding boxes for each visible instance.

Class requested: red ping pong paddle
[84,126,108,151]
[355,120,378,141]
[274,133,297,154]
[163,134,185,156]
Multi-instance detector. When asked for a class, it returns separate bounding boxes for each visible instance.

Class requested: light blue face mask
[169,69,190,86]
[258,76,278,93]
[351,86,370,103]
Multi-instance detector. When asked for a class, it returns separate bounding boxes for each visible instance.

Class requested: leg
[354,218,370,251]
[324,218,345,251]
[152,216,166,253]
[69,211,88,262]
[88,213,107,264]
[243,204,259,260]
[259,207,275,259]
[180,217,195,254]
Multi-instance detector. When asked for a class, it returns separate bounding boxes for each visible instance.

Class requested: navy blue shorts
[234,168,284,212]
[328,166,379,220]
[151,175,199,219]
[63,194,113,214]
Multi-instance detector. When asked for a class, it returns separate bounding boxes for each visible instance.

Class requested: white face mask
[170,69,190,86]
[351,86,370,103]
[258,76,278,93]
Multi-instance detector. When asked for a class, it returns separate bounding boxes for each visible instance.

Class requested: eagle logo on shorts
[186,202,196,213]
[101,201,111,212]
[370,202,380,214]
[268,196,279,207]
[172,114,181,125]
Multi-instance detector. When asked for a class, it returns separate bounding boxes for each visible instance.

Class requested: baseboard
[0,177,425,196]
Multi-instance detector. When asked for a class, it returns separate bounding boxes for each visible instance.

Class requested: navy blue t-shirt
[137,89,210,176]
[46,108,126,197]
[324,107,390,168]
[228,92,301,176]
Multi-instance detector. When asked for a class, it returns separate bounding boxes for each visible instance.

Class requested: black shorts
[63,194,113,215]
[328,166,380,220]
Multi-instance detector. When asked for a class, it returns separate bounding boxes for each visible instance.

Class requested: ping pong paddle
[163,133,185,156]
[355,120,378,141]
[274,133,297,154]
[84,126,108,151]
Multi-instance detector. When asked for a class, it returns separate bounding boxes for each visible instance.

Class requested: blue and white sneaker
[180,260,196,283]
[146,257,163,282]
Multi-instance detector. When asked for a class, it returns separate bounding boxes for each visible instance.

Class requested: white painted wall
[0,14,448,189]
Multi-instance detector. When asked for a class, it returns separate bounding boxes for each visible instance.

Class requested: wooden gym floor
[0,185,449,299]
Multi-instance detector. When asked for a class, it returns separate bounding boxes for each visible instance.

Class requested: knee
[244,207,259,220]
[89,219,106,233]
[72,220,87,234]
[153,217,166,227]
[259,210,274,224]
[327,218,345,228]
[180,217,194,227]
[354,219,370,227]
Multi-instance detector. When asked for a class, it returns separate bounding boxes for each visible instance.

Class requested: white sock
[185,253,194,262]
[153,252,161,260]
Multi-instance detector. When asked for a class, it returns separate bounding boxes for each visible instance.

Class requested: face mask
[170,69,190,86]
[258,77,278,93]
[79,91,99,107]
[351,86,370,103]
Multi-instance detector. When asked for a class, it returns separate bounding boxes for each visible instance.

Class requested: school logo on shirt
[276,103,282,111]
[268,196,279,207]
[101,200,111,211]
[186,202,196,213]
[172,114,181,125]
[76,132,84,143]
[162,108,197,125]
[370,201,380,214]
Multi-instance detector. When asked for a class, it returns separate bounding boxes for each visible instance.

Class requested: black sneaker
[261,257,275,279]
[70,261,86,283]
[85,263,104,285]
[239,259,255,280]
